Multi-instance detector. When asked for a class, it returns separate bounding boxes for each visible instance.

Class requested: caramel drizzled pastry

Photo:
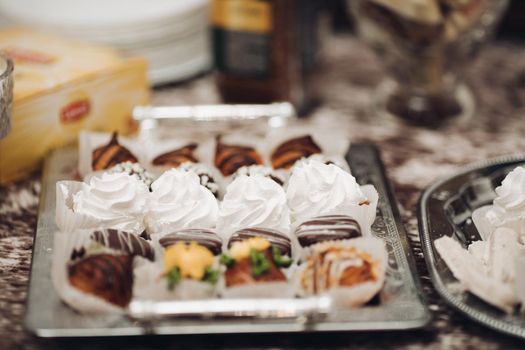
[221,237,290,288]
[68,254,133,307]
[92,132,138,171]
[228,228,292,256]
[214,137,262,176]
[300,244,378,294]
[271,135,322,169]
[294,215,362,247]
[91,228,155,261]
[159,228,223,255]
[152,143,198,167]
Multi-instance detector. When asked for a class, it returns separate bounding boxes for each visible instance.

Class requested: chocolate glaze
[68,253,133,307]
[152,143,198,167]
[295,215,362,247]
[214,137,262,176]
[271,135,322,169]
[228,228,292,256]
[91,229,155,261]
[158,228,223,255]
[92,132,138,171]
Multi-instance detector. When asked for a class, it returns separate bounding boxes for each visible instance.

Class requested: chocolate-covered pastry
[159,228,223,255]
[152,143,198,167]
[68,254,133,307]
[271,135,322,169]
[92,132,138,171]
[295,215,361,247]
[179,162,220,198]
[228,228,292,256]
[91,228,155,261]
[214,137,262,176]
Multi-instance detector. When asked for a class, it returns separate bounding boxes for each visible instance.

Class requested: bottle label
[212,0,273,77]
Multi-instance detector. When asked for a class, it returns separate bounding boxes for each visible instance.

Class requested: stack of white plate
[0,0,211,85]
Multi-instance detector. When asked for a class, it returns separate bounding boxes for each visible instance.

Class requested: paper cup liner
[52,231,126,314]
[56,180,145,235]
[353,184,379,237]
[221,281,295,299]
[133,258,217,300]
[294,237,387,307]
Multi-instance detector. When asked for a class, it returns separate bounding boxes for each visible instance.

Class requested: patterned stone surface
[2,35,525,349]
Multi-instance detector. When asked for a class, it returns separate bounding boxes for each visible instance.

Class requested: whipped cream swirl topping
[146,169,218,235]
[494,166,525,216]
[286,160,368,224]
[217,175,290,237]
[73,172,148,222]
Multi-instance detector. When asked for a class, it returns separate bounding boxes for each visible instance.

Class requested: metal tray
[418,154,525,339]
[25,143,429,337]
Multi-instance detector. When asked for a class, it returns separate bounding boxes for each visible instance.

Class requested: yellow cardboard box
[0,28,150,184]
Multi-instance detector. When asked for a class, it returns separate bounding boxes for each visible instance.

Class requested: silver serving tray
[25,143,429,337]
[418,154,525,339]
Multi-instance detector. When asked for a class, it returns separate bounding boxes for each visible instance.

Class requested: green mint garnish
[202,267,219,284]
[272,245,292,268]
[166,267,181,290]
[250,249,270,277]
[220,253,235,267]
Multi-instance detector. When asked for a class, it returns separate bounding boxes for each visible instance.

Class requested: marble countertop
[2,34,525,349]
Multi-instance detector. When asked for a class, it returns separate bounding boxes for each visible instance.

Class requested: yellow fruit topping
[229,237,271,261]
[163,242,214,280]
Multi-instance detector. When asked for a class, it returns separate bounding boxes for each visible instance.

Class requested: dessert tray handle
[128,296,332,320]
[132,102,295,123]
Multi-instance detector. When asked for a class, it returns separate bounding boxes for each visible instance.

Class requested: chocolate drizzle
[92,132,138,171]
[68,253,133,307]
[91,228,155,261]
[159,228,223,255]
[295,215,362,247]
[228,228,292,256]
[271,135,322,169]
[214,136,262,176]
[152,143,198,167]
